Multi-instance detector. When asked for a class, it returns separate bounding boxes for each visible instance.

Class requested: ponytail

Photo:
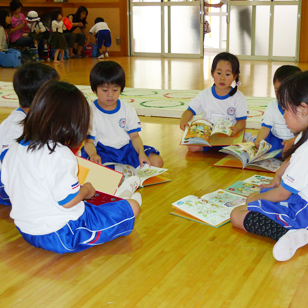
[229,76,239,96]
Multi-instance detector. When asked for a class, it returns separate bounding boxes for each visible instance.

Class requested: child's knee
[127,199,140,217]
[230,206,247,229]
[149,154,164,168]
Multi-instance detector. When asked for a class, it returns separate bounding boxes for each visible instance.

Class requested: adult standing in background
[64,6,88,58]
[204,0,251,55]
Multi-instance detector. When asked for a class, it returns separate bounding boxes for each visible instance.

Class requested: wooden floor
[1,56,308,307]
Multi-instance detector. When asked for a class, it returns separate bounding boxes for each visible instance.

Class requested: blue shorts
[80,140,160,168]
[96,30,111,49]
[248,188,308,229]
[0,171,11,206]
[264,131,284,157]
[17,200,135,254]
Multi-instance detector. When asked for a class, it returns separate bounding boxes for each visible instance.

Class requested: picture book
[224,175,273,196]
[180,118,244,147]
[214,140,283,172]
[103,163,171,187]
[170,189,246,228]
[86,191,122,206]
[76,156,123,195]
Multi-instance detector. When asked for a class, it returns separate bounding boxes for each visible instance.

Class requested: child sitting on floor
[180,52,248,152]
[231,71,308,262]
[87,17,111,59]
[81,61,164,168]
[0,63,59,205]
[1,80,141,254]
[254,65,301,157]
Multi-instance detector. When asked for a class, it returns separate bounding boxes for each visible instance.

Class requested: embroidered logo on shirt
[119,118,126,128]
[71,182,80,190]
[285,175,295,183]
[227,107,235,116]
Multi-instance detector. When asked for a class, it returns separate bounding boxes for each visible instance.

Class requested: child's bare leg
[126,199,141,217]
[187,145,204,152]
[54,50,60,63]
[230,205,249,230]
[60,49,64,62]
[149,153,164,168]
[33,39,38,49]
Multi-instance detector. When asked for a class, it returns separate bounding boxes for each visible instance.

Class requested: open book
[103,163,171,187]
[170,189,246,228]
[224,175,273,197]
[180,118,244,147]
[214,140,283,172]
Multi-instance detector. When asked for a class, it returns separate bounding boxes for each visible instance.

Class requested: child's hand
[254,139,261,149]
[180,121,189,131]
[282,138,295,155]
[90,154,102,164]
[83,182,96,199]
[139,153,151,168]
[230,126,238,137]
[261,175,280,189]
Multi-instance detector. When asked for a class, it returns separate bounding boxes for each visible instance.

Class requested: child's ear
[299,103,308,117]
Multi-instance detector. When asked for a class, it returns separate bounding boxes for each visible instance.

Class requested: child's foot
[131,192,142,206]
[273,229,308,261]
[115,176,140,199]
[98,53,104,59]
[105,51,109,58]
[53,60,61,64]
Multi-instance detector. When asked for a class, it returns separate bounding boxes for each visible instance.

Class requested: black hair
[211,52,240,96]
[51,9,61,22]
[75,6,88,25]
[13,62,59,108]
[273,65,302,84]
[90,61,125,93]
[95,17,104,24]
[278,71,308,159]
[10,0,22,13]
[0,9,11,30]
[18,80,90,153]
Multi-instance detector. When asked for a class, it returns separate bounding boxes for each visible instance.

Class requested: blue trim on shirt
[281,181,299,194]
[278,104,284,115]
[212,85,232,100]
[235,116,247,120]
[0,149,8,163]
[261,123,272,129]
[127,128,141,134]
[87,135,95,140]
[94,99,121,114]
[20,140,30,146]
[58,191,79,206]
[188,106,196,115]
[16,107,26,115]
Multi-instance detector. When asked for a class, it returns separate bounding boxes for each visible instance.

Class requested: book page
[181,119,212,146]
[251,140,272,162]
[225,181,260,196]
[211,118,232,136]
[247,158,283,172]
[172,190,246,227]
[219,145,250,167]
[243,175,273,186]
[136,164,168,186]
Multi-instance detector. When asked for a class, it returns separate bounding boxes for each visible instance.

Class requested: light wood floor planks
[0,56,308,307]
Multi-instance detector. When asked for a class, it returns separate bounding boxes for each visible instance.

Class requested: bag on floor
[83,44,93,58]
[21,48,39,63]
[0,49,22,68]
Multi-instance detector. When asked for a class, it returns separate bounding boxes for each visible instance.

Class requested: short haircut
[18,80,90,153]
[90,61,125,93]
[13,62,59,108]
[273,65,302,84]
[10,0,22,12]
[95,17,104,24]
[0,9,11,30]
